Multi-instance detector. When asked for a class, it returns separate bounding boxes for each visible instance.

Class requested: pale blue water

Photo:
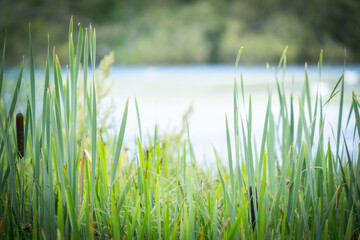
[3,64,360,164]
[109,64,360,88]
[105,65,360,164]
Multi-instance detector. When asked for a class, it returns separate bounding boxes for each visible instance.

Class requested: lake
[3,64,360,164]
[104,65,360,164]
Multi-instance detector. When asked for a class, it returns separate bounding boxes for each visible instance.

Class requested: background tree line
[1,0,359,65]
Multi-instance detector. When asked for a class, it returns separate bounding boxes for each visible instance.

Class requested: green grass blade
[90,71,97,208]
[64,179,80,238]
[110,99,129,190]
[57,187,64,239]
[29,25,36,133]
[344,208,353,240]
[135,98,143,143]
[225,115,236,221]
[128,195,141,239]
[116,177,133,215]
[323,74,344,106]
[6,59,23,129]
[318,50,323,82]
[352,92,360,139]
[0,113,19,216]
[42,36,50,135]
[276,46,288,76]
[304,63,312,121]
[336,71,345,163]
[74,24,83,86]
[0,35,5,98]
[235,46,243,77]
[83,28,89,118]
[228,200,248,239]
[258,95,271,178]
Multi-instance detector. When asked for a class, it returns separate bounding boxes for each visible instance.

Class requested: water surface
[106,65,360,164]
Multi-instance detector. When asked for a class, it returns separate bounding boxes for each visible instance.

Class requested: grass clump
[0,18,360,239]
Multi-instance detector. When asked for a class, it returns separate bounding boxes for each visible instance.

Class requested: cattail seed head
[249,186,258,231]
[16,113,24,158]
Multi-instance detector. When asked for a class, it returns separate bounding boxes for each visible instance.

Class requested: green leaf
[57,187,64,239]
[29,25,36,132]
[128,195,141,239]
[352,93,360,139]
[0,35,5,98]
[228,200,248,239]
[90,69,97,207]
[110,99,129,190]
[276,46,288,75]
[235,46,243,77]
[64,183,80,238]
[323,74,344,106]
[6,59,23,130]
[135,98,143,142]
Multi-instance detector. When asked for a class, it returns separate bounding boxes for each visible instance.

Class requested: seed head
[249,186,258,231]
[16,113,24,158]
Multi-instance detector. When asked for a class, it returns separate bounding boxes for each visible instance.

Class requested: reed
[0,18,359,239]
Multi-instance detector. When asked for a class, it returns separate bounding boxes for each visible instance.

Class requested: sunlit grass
[0,18,359,239]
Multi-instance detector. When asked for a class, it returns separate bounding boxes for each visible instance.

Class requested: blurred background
[1,0,360,65]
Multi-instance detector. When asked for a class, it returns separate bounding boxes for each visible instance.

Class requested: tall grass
[0,19,359,239]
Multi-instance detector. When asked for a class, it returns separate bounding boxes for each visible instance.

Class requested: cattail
[16,113,24,158]
[249,186,258,231]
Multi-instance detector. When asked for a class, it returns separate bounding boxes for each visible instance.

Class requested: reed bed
[0,18,360,239]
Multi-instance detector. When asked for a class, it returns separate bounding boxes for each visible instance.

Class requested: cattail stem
[16,113,24,158]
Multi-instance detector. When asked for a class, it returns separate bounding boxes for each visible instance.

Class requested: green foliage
[1,0,359,65]
[0,19,360,239]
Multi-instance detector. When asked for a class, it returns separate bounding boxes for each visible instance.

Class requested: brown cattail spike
[16,113,24,158]
[249,186,258,231]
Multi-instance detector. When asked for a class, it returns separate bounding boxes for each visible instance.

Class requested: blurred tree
[0,0,359,65]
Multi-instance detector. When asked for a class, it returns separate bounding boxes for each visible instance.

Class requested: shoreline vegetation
[1,18,360,239]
